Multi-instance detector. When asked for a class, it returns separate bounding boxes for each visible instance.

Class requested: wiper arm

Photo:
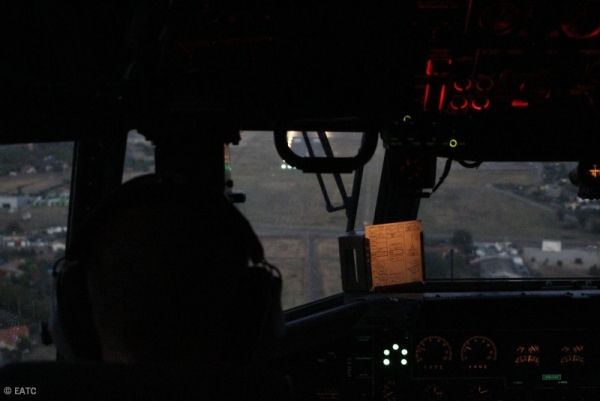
[301,131,366,232]
[302,131,349,213]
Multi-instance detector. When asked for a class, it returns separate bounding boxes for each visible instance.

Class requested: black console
[278,292,600,400]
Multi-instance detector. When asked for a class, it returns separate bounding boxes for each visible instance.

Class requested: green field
[419,162,599,244]
[0,172,70,196]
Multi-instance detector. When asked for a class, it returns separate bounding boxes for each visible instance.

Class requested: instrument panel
[381,330,596,400]
[374,329,599,401]
[411,331,589,378]
[278,292,600,400]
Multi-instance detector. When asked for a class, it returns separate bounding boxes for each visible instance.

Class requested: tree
[450,229,474,255]
[16,335,31,352]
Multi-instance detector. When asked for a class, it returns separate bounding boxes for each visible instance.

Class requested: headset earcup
[48,271,73,360]
[263,274,284,340]
[241,267,284,362]
[50,260,102,361]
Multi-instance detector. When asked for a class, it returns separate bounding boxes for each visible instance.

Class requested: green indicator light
[384,350,390,356]
[401,349,408,356]
[403,115,411,122]
[393,344,399,350]
[449,139,458,148]
[281,164,287,169]
[383,359,390,366]
[401,359,408,365]
[542,374,561,381]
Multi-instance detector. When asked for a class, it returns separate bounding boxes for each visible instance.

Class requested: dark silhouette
[52,174,284,365]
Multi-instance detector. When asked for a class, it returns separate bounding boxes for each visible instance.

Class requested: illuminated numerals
[515,344,541,366]
[560,345,585,365]
[423,365,444,370]
[560,355,585,365]
[515,355,540,366]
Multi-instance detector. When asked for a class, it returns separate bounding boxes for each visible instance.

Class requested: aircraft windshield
[232,132,600,309]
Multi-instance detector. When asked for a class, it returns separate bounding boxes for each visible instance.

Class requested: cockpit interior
[3,1,600,400]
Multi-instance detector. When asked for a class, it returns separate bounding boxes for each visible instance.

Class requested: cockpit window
[420,160,596,280]
[0,142,74,364]
[122,130,155,183]
[231,131,384,310]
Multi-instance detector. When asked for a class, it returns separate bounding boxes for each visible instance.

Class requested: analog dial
[467,384,493,401]
[461,336,497,371]
[415,336,453,371]
[423,384,446,401]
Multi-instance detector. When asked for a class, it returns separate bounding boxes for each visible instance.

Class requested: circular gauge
[423,384,446,401]
[467,384,493,401]
[382,380,398,401]
[461,336,497,371]
[415,336,453,371]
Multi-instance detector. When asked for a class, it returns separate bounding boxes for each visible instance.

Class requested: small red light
[423,84,431,111]
[511,99,529,107]
[472,98,490,110]
[438,85,447,111]
[426,60,433,76]
[453,79,472,92]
